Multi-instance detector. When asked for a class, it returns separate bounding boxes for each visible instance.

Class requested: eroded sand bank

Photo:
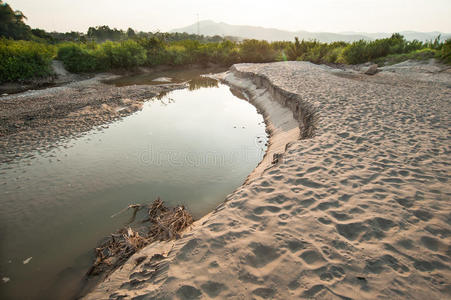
[85,61,450,299]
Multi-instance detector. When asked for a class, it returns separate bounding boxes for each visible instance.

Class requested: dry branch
[87,197,194,277]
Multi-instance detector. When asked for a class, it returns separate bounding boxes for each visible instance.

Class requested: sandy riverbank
[83,60,451,300]
[0,74,185,163]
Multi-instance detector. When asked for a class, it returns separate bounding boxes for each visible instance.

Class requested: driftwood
[87,197,194,277]
[110,204,144,225]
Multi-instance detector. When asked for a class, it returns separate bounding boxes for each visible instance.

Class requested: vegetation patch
[375,48,439,66]
[1,0,450,82]
[0,39,54,82]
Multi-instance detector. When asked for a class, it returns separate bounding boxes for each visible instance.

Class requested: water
[0,77,267,299]
[105,65,229,87]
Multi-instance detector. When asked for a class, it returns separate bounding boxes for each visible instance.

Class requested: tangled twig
[87,197,194,277]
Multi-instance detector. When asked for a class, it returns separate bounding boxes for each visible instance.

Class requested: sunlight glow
[6,0,451,33]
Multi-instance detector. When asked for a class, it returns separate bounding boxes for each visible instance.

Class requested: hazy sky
[7,0,451,33]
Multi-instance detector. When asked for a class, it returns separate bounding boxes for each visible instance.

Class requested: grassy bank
[52,34,451,74]
[1,34,450,83]
[1,0,450,83]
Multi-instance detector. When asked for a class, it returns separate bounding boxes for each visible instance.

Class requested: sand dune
[85,61,451,299]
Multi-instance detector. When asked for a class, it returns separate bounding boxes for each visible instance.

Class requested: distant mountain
[171,20,451,42]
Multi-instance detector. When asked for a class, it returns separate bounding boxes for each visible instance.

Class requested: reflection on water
[188,76,219,91]
[106,65,228,87]
[154,76,219,100]
[0,81,267,300]
[155,89,171,100]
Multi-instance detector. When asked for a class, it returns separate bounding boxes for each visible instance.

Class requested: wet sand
[84,60,451,299]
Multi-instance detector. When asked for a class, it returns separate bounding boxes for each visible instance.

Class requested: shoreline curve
[83,63,308,299]
[84,61,451,300]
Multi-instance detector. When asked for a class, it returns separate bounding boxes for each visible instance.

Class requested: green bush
[239,39,277,63]
[96,40,146,69]
[289,40,346,64]
[323,46,345,63]
[441,39,451,63]
[404,39,424,53]
[4,0,450,77]
[287,39,320,61]
[57,43,98,72]
[0,39,54,82]
[286,37,305,61]
[38,33,451,79]
[341,34,433,64]
[219,42,241,65]
[385,33,406,54]
[190,41,240,66]
[341,40,368,64]
[376,48,439,65]
[425,35,444,50]
[57,40,147,72]
[137,36,165,66]
[162,44,190,65]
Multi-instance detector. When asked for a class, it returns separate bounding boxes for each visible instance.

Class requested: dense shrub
[286,38,305,61]
[324,46,346,63]
[137,36,165,66]
[57,43,98,72]
[404,39,424,53]
[213,40,241,65]
[376,48,439,65]
[188,41,240,66]
[424,35,444,50]
[7,32,448,81]
[0,39,54,82]
[288,40,346,64]
[239,39,277,63]
[341,40,368,64]
[299,43,323,63]
[340,34,437,64]
[57,41,147,72]
[96,40,146,69]
[441,39,451,63]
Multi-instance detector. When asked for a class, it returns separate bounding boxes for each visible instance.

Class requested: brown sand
[84,60,450,299]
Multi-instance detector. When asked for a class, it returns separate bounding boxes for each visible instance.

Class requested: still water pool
[0,77,267,299]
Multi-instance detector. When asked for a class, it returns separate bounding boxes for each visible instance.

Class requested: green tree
[126,27,136,39]
[0,0,32,40]
[87,25,124,42]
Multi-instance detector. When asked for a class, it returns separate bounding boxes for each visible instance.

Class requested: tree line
[1,0,450,83]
